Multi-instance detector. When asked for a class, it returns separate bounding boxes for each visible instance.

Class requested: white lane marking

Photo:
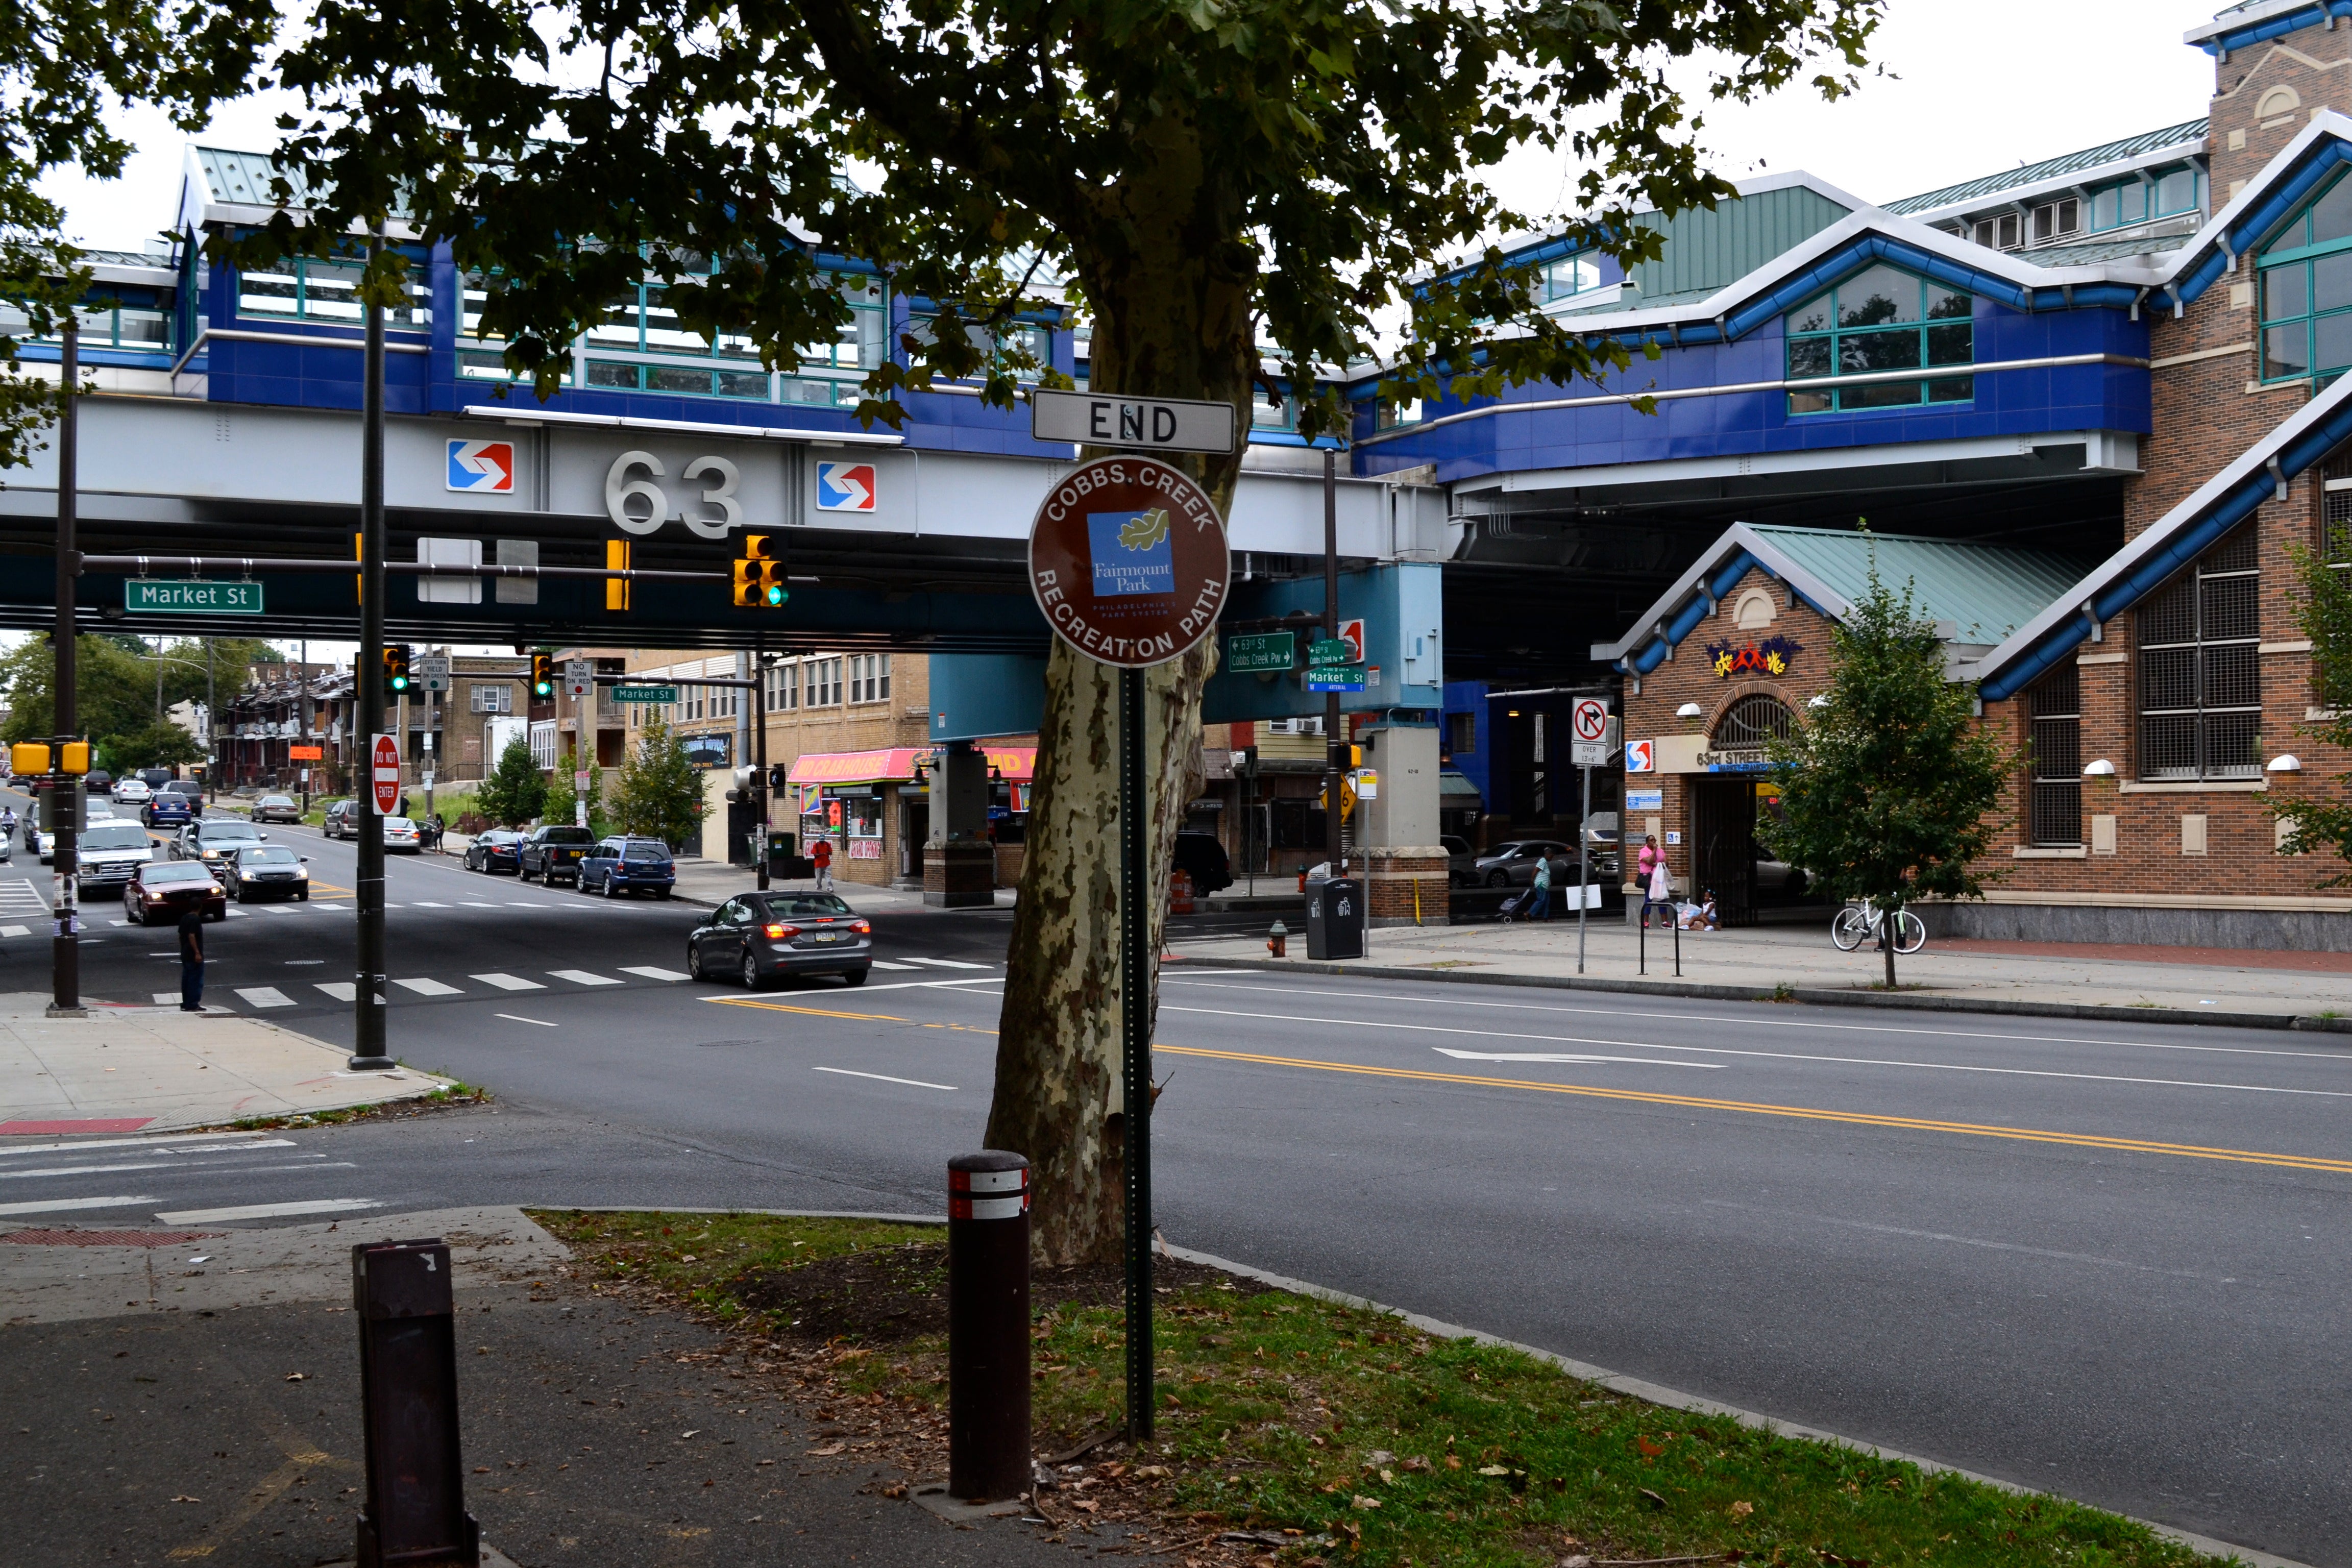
[391,977,463,996]
[108,919,130,927]
[506,901,555,909]
[1160,977,2352,1063]
[155,1198,383,1224]
[853,977,1009,993]
[1159,1003,2352,1099]
[152,992,181,1006]
[460,901,500,908]
[868,960,920,971]
[812,1066,956,1091]
[549,969,623,986]
[0,1132,284,1157]
[473,973,545,991]
[903,957,992,970]
[1433,1048,1723,1069]
[1700,1200,2240,1284]
[1,925,28,938]
[0,1194,156,1217]
[412,901,451,909]
[2,1159,186,1180]
[620,966,689,982]
[313,902,349,910]
[235,987,298,1009]
[495,1013,558,1027]
[314,982,358,1001]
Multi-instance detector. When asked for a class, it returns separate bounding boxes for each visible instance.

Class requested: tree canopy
[0,633,273,771]
[475,736,550,827]
[614,714,707,851]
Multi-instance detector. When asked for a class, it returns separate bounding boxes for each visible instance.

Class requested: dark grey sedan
[688,892,872,989]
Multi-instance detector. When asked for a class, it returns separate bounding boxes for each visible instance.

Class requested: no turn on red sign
[372,733,401,814]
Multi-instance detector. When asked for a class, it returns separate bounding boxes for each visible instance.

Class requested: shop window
[2258,172,2352,388]
[1712,693,1794,749]
[1785,264,1973,414]
[2138,525,2260,781]
[2028,666,2081,846]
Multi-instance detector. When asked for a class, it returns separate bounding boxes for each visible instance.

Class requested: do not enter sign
[1028,456,1229,668]
[371,733,401,814]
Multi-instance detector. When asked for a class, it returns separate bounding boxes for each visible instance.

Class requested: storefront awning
[787,744,1037,787]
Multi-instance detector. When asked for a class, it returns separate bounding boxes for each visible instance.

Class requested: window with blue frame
[1785,264,1973,414]
[585,266,886,402]
[1538,254,1601,304]
[0,302,169,353]
[901,314,1051,386]
[1252,384,1296,432]
[2258,174,2352,387]
[2083,165,2202,234]
[237,256,429,328]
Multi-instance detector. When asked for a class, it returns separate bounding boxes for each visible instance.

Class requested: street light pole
[1322,446,1343,878]
[350,238,392,1071]
[49,316,81,1017]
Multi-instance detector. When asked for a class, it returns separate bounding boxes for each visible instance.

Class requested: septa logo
[446,438,515,493]
[1337,618,1365,664]
[1625,739,1656,773]
[816,460,876,511]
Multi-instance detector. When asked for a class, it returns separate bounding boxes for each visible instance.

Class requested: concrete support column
[926,743,993,908]
[1356,724,1449,927]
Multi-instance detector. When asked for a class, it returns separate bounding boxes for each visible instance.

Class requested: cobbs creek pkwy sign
[1027,457,1229,668]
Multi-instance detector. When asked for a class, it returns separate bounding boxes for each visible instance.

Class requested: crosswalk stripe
[156,1198,383,1224]
[472,972,545,991]
[314,982,358,1001]
[548,969,622,986]
[5,924,35,937]
[620,966,689,982]
[235,987,297,1009]
[152,992,182,1007]
[391,977,462,996]
[225,909,248,918]
[869,960,920,971]
[905,957,993,969]
[313,902,348,910]
[257,904,298,915]
[0,1195,157,1217]
[108,919,130,927]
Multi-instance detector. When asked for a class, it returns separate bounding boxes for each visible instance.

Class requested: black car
[465,828,525,874]
[688,892,871,988]
[519,824,597,885]
[125,860,227,924]
[174,818,266,877]
[227,844,311,902]
[580,836,676,898]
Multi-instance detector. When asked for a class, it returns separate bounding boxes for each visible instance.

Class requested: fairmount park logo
[1087,507,1175,597]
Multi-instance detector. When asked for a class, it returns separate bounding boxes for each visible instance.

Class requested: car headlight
[239,869,256,880]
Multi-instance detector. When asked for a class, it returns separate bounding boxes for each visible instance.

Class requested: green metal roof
[1622,182,1852,301]
[2008,232,2196,266]
[1747,525,2089,644]
[1884,119,2209,215]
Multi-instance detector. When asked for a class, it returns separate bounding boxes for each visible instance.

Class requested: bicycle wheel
[1894,910,1927,955]
[1831,907,1869,951]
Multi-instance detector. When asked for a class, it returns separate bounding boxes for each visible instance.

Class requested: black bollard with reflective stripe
[352,1237,479,1567]
[948,1150,1032,1502]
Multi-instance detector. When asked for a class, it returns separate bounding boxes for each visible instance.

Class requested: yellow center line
[1154,1044,2352,1177]
[703,995,915,1024]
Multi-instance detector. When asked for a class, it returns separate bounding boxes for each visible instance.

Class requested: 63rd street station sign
[1029,457,1228,667]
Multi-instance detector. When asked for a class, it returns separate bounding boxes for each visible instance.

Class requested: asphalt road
[4,790,2349,1563]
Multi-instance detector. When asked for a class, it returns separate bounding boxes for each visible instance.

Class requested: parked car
[227,844,310,901]
[580,836,676,898]
[142,792,193,829]
[688,891,871,988]
[74,820,156,894]
[1472,840,1571,888]
[124,859,227,924]
[172,818,266,876]
[252,794,302,824]
[1442,834,1479,887]
[519,824,597,885]
[110,777,152,805]
[464,828,525,874]
[382,816,422,853]
[322,800,356,838]
[1170,831,1233,897]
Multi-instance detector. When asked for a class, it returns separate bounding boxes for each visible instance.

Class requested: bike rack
[1638,898,1681,977]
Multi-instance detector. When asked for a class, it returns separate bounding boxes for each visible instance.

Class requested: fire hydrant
[1267,920,1288,958]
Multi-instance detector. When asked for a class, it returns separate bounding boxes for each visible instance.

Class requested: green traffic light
[764,585,787,607]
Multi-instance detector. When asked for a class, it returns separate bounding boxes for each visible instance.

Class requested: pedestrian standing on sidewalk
[811,835,834,890]
[1636,834,1660,891]
[177,907,206,1012]
[1528,851,1553,922]
[1644,847,1674,929]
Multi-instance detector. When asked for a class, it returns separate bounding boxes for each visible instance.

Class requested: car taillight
[764,923,799,940]
[850,919,871,934]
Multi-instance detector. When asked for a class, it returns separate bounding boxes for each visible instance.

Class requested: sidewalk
[0,993,458,1135]
[1171,913,2352,1029]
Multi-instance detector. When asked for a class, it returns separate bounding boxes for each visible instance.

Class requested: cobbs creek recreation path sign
[1027,457,1229,668]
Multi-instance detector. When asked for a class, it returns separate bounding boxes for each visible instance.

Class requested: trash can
[1305,876,1366,961]
[765,831,812,879]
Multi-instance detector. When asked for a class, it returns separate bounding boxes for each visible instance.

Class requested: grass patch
[215,1080,489,1132]
[531,1209,2227,1567]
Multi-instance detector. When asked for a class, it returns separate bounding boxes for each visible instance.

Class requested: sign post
[1569,698,1612,974]
[1026,453,1230,1443]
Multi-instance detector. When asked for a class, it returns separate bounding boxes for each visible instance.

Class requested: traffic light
[382,644,412,699]
[732,534,786,609]
[529,652,555,700]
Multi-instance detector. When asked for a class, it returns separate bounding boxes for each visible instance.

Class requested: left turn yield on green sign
[124,579,264,614]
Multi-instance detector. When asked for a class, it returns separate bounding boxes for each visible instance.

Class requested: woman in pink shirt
[1636,834,1660,889]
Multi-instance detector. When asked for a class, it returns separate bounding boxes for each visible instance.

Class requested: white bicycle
[1832,899,1925,955]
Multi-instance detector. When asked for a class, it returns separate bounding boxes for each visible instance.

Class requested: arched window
[1785,263,1973,414]
[2258,173,2352,388]
[1713,694,1794,749]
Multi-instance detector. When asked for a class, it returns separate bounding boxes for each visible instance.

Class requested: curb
[520,1204,2306,1568]
[1164,953,2352,1034]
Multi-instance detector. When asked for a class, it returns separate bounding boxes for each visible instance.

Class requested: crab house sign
[1028,456,1229,667]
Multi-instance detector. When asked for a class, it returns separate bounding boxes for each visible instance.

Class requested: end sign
[1031,389,1237,456]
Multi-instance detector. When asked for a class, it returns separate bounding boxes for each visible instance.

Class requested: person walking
[811,835,834,890]
[1528,851,1553,922]
[177,906,206,1012]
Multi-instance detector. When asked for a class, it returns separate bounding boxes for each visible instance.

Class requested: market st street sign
[125,579,263,615]
[611,684,679,704]
[1030,389,1237,456]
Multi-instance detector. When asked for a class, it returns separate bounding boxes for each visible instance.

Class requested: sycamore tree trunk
[982,112,1252,1263]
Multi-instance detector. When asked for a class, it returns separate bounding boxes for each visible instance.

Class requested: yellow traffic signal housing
[606,540,631,611]
[530,652,555,700]
[383,644,412,698]
[732,534,787,609]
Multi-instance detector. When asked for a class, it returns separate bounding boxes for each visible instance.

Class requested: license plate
[813,933,842,943]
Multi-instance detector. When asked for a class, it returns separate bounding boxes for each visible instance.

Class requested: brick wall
[2208,22,2351,204]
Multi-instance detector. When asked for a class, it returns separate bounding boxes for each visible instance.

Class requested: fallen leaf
[1444,1455,1462,1471]
[1638,1486,1668,1510]
[1634,1435,1667,1458]
[283,1373,306,1383]
[1730,1499,1754,1518]
[1350,1495,1380,1510]
[1476,1465,1511,1477]
[805,1445,844,1457]
[880,1483,907,1499]
[1378,1469,1395,1485]
[169,1495,201,1504]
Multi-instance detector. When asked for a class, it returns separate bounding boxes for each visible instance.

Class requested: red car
[125,861,228,925]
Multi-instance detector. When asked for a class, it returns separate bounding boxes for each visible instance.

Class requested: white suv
[111,778,153,805]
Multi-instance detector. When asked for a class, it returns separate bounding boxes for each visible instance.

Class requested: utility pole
[350,237,392,1071]
[49,316,81,1017]
[295,638,307,813]
[205,639,216,804]
[1321,446,1343,879]
[754,633,771,892]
